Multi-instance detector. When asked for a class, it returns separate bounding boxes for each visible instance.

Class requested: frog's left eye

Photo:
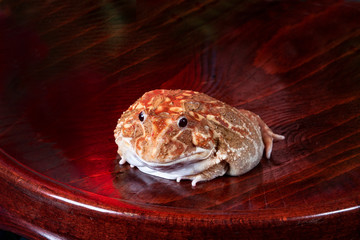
[177,117,188,128]
[138,111,147,122]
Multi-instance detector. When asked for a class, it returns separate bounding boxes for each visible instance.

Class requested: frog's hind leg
[178,161,228,186]
[240,110,285,159]
[257,117,285,159]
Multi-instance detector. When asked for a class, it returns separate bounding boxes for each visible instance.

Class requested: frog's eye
[177,117,188,128]
[138,111,147,122]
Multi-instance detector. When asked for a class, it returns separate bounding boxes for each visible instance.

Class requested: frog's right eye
[138,111,147,122]
[177,116,188,128]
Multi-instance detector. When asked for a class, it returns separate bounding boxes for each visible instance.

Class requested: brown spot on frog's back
[183,101,201,111]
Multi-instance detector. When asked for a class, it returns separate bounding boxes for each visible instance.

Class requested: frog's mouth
[116,137,216,181]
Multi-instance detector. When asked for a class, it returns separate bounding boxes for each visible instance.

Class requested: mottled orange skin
[114,89,284,186]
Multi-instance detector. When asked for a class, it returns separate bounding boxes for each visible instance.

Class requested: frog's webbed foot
[240,110,285,159]
[258,119,285,159]
[177,161,228,186]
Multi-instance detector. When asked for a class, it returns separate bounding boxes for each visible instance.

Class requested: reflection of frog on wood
[114,89,284,186]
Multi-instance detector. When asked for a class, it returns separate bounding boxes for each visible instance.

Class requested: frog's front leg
[240,110,285,159]
[177,161,228,186]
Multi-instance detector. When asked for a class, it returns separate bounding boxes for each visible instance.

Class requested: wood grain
[0,0,359,239]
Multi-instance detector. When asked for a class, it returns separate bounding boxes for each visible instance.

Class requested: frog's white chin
[116,138,215,180]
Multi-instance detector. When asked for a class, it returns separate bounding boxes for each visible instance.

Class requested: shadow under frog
[113,156,265,211]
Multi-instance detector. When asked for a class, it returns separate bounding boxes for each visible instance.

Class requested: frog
[114,89,285,186]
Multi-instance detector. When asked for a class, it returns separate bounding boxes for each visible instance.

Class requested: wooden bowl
[0,1,359,239]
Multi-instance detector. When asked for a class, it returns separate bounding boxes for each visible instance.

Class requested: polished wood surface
[0,0,359,239]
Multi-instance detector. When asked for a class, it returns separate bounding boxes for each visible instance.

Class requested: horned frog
[114,89,284,186]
